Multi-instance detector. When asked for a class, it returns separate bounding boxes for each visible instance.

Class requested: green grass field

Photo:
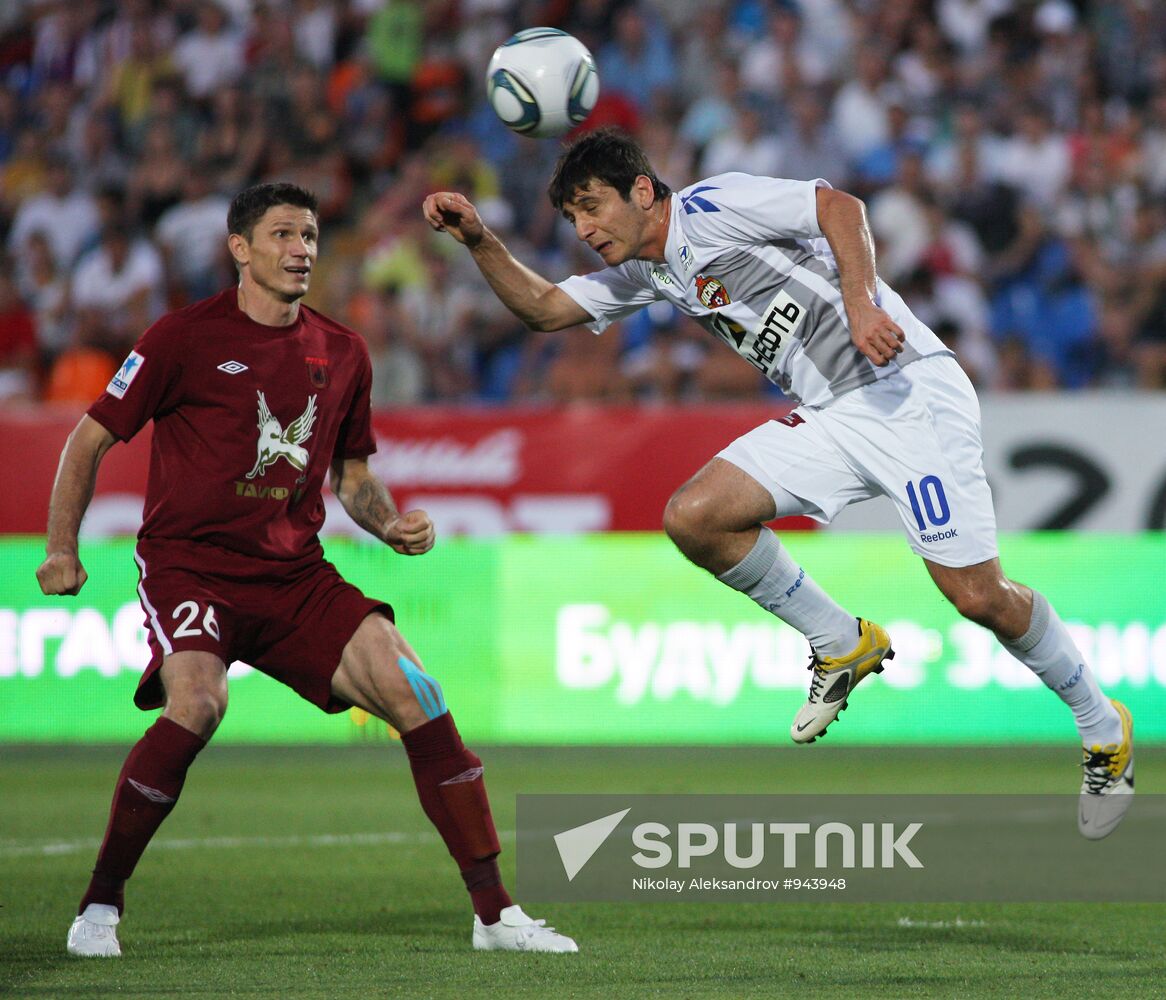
[2,744,1163,999]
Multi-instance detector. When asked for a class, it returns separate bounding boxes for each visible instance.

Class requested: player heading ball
[424,128,1134,839]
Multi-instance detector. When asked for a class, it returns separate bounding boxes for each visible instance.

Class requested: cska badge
[695,275,731,309]
[305,355,330,388]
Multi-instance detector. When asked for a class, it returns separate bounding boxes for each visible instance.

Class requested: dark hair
[227,182,318,240]
[547,127,671,210]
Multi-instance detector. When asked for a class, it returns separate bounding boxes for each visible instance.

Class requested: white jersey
[557,173,952,407]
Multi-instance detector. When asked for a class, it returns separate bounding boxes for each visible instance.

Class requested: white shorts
[717,355,998,568]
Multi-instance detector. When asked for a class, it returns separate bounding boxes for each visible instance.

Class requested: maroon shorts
[132,539,392,713]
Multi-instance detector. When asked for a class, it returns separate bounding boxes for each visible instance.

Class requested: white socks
[718,530,858,657]
[718,533,1119,747]
[1000,590,1122,748]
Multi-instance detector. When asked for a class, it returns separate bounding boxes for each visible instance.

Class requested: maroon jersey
[88,289,375,563]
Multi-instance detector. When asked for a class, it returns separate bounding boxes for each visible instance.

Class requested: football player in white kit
[423,127,1133,839]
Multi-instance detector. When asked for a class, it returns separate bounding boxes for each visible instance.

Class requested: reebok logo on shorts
[920,528,959,543]
[108,351,145,399]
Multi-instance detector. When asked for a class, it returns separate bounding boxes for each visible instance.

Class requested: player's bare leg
[331,614,577,952]
[662,458,779,575]
[664,458,892,741]
[68,653,225,957]
[926,557,1132,838]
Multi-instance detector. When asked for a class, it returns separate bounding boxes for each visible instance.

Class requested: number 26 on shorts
[905,475,951,530]
[172,600,221,640]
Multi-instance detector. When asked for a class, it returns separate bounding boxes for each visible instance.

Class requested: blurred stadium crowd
[1,0,1166,406]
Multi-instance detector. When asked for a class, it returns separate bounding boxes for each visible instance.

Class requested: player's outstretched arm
[815,187,905,367]
[422,190,590,332]
[36,415,117,596]
[330,456,435,556]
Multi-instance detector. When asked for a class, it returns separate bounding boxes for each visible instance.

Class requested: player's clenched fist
[385,509,435,556]
[36,551,88,596]
[422,192,485,249]
[848,302,906,367]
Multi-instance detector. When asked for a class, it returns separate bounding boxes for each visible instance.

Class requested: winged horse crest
[246,391,317,479]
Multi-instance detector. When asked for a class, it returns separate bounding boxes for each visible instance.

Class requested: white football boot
[1078,699,1135,840]
[791,619,894,743]
[67,904,122,957]
[472,905,578,953]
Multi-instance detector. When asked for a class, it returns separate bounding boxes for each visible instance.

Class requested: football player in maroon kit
[37,182,577,957]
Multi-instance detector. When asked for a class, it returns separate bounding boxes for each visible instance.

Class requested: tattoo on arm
[350,476,398,540]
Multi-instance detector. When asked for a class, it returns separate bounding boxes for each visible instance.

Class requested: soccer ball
[486,28,600,138]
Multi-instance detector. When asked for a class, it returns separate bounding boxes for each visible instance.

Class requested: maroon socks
[79,717,207,915]
[79,712,511,925]
[400,713,512,924]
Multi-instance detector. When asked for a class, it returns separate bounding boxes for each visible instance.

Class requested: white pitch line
[0,829,516,860]
[896,917,988,929]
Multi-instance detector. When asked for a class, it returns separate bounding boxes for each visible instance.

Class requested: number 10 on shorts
[905,476,951,530]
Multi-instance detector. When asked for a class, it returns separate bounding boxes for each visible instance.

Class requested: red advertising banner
[0,403,812,536]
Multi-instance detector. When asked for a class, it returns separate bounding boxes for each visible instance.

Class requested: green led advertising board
[1,535,1163,744]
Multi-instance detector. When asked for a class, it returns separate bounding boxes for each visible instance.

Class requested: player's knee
[165,687,227,739]
[159,653,227,738]
[663,488,711,547]
[949,585,1004,628]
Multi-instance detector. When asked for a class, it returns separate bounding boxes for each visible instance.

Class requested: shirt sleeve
[557,263,659,334]
[694,173,828,244]
[335,339,376,460]
[86,318,184,442]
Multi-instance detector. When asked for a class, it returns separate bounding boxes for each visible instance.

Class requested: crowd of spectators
[1,0,1166,406]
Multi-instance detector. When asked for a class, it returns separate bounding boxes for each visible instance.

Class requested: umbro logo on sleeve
[217,361,249,375]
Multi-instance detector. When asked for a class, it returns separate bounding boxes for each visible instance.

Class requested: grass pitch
[2,744,1163,999]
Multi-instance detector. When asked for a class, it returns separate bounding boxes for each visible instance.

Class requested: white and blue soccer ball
[486,28,600,138]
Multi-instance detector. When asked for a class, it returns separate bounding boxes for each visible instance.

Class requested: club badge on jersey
[305,356,329,388]
[696,275,731,309]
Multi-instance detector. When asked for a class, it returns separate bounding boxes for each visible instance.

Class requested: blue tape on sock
[398,656,447,720]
